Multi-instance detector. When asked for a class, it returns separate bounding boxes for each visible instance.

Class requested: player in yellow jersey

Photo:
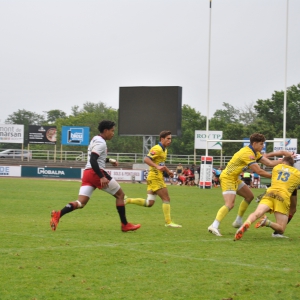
[125,130,182,228]
[208,133,294,237]
[235,156,300,240]
[255,152,299,237]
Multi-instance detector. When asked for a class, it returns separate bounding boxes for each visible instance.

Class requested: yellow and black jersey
[266,164,300,201]
[221,145,262,180]
[146,142,167,180]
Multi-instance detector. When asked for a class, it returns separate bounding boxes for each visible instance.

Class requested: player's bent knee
[146,194,156,207]
[76,200,84,208]
[147,200,155,207]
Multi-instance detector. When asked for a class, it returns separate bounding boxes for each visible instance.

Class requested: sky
[1,0,300,124]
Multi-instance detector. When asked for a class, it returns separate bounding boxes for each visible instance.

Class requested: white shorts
[79,178,121,198]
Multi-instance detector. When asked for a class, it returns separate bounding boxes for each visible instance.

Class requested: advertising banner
[200,156,213,189]
[243,138,266,153]
[0,124,24,144]
[273,138,297,152]
[143,169,149,181]
[0,166,21,177]
[194,131,222,150]
[105,169,143,181]
[80,169,143,181]
[21,166,81,179]
[28,126,57,145]
[61,126,90,146]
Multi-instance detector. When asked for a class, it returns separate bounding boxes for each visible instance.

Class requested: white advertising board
[0,124,24,144]
[273,138,297,152]
[81,169,143,181]
[194,131,223,150]
[0,166,21,177]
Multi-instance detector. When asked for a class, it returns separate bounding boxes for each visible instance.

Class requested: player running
[50,120,140,232]
[255,152,300,237]
[235,156,300,240]
[125,130,182,228]
[208,133,294,237]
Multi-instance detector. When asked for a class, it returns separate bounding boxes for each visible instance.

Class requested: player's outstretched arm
[264,150,294,159]
[250,163,272,178]
[260,156,284,167]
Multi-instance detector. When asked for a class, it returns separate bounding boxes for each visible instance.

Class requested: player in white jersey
[50,120,141,232]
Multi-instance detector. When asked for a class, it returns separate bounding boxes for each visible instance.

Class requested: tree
[45,110,67,123]
[221,123,245,156]
[82,102,112,114]
[53,101,143,153]
[213,102,239,123]
[254,83,300,133]
[238,102,258,125]
[71,105,80,117]
[5,109,45,125]
[170,105,206,155]
[5,109,45,146]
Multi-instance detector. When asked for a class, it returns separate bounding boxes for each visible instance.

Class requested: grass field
[1,178,300,300]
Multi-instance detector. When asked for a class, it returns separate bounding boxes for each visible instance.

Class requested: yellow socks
[216,205,230,222]
[126,198,146,206]
[162,203,171,224]
[237,200,249,218]
[245,220,252,226]
[266,219,272,227]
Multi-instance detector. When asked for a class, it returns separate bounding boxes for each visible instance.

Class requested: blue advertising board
[61,126,90,146]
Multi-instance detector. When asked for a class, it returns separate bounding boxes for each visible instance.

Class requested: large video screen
[118,86,182,136]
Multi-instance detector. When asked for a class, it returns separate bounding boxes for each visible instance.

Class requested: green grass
[1,178,300,300]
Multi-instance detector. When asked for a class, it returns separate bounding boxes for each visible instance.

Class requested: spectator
[242,171,251,186]
[212,167,222,187]
[163,170,174,185]
[176,163,184,178]
[190,164,195,175]
[252,172,260,188]
[183,167,194,186]
[177,174,186,185]
[190,164,196,182]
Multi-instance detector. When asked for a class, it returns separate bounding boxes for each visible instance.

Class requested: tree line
[2,83,300,157]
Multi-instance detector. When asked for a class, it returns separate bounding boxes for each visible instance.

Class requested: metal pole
[205,0,212,156]
[283,0,289,150]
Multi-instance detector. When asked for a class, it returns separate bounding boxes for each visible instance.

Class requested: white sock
[212,220,220,228]
[236,216,243,223]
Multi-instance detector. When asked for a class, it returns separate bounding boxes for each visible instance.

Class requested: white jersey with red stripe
[84,135,107,170]
[294,154,300,171]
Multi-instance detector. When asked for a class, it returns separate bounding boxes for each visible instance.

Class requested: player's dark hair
[250,133,266,144]
[282,156,294,166]
[159,130,171,139]
[98,120,116,133]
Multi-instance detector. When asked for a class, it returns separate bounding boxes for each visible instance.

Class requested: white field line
[0,234,292,272]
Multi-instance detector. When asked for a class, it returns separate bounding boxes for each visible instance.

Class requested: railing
[0,148,280,169]
[0,149,85,162]
[32,150,85,161]
[0,148,233,165]
[80,152,232,167]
